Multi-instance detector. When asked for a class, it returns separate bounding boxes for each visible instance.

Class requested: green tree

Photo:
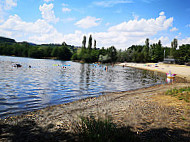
[107,46,117,62]
[61,45,72,60]
[90,50,99,62]
[71,53,78,60]
[177,44,190,64]
[94,39,96,50]
[82,36,86,49]
[145,38,149,49]
[99,47,107,56]
[170,38,178,57]
[88,35,92,51]
[149,41,164,62]
[28,46,43,58]
[51,46,59,57]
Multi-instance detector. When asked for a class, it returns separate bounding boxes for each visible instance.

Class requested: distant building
[163,57,176,64]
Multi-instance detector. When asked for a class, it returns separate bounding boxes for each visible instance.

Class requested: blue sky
[0,0,189,49]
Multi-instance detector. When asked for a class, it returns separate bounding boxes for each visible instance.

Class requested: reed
[73,115,138,142]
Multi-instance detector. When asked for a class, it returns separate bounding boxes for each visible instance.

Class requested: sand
[119,62,190,82]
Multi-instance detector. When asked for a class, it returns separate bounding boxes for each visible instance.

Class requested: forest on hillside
[0,36,190,64]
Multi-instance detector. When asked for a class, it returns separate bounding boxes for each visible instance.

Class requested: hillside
[0,36,16,43]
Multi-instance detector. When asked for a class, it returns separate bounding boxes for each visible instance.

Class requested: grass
[165,87,190,102]
[73,115,139,142]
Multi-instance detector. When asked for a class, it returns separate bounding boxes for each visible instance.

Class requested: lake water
[0,56,167,118]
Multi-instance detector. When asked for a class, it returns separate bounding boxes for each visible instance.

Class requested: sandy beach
[119,62,190,82]
[0,63,190,141]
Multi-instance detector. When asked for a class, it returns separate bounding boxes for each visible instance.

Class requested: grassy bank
[166,87,190,102]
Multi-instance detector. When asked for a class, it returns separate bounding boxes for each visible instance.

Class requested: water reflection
[0,56,167,118]
[166,78,174,84]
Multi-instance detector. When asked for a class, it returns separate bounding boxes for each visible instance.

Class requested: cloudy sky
[0,0,189,49]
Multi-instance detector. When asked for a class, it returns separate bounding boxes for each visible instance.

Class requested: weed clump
[74,115,138,142]
[165,87,190,102]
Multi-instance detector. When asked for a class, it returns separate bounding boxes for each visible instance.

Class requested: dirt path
[1,83,190,141]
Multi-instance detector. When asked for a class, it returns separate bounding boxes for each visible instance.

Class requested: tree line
[116,38,190,64]
[0,37,73,60]
[71,35,117,63]
[0,36,190,64]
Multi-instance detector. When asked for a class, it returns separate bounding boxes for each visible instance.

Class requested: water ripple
[0,56,166,118]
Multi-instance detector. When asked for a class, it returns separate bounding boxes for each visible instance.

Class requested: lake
[0,56,166,118]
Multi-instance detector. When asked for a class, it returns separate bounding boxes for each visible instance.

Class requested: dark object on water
[13,64,22,67]
[29,65,31,68]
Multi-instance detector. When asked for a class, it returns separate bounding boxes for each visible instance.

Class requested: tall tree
[82,35,86,49]
[94,39,96,50]
[88,35,92,50]
[170,38,178,57]
[145,38,149,49]
[173,38,178,49]
[158,40,162,47]
[143,38,150,62]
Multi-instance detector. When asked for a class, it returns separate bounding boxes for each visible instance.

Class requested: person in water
[104,66,108,71]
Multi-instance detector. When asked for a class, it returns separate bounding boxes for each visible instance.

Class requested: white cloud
[150,36,170,47]
[39,3,59,23]
[75,16,101,29]
[4,0,17,10]
[62,7,71,12]
[44,0,54,3]
[67,12,174,49]
[0,12,179,50]
[62,3,71,12]
[159,11,165,16]
[63,31,85,46]
[0,14,64,43]
[179,37,190,45]
[0,0,17,22]
[170,27,178,32]
[108,11,173,35]
[93,0,133,7]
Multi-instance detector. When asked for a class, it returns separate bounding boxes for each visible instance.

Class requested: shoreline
[1,83,190,141]
[1,63,190,141]
[118,62,190,82]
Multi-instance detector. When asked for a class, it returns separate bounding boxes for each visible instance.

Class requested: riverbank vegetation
[0,36,190,64]
[72,115,138,142]
[166,87,190,102]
